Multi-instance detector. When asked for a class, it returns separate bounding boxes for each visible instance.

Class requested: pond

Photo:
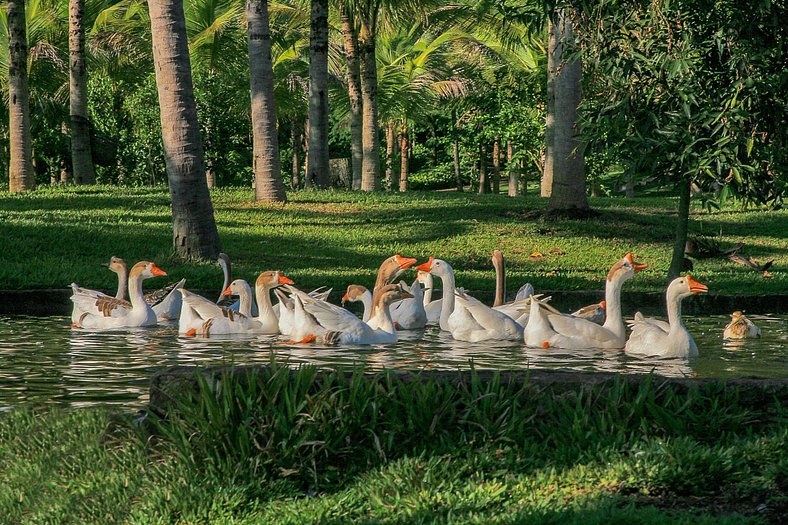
[1,313,786,411]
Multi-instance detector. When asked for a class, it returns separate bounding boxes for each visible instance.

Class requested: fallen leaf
[548,248,565,255]
[530,252,544,260]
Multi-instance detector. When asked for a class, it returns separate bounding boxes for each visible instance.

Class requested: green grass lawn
[1,367,785,524]
[1,185,786,296]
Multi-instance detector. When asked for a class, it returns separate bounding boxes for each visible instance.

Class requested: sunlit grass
[1,185,785,296]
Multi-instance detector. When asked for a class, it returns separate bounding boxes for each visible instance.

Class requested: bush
[408,163,462,190]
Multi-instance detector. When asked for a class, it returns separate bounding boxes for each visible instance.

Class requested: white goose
[288,283,413,345]
[390,277,428,330]
[178,279,260,336]
[70,261,166,329]
[276,287,332,336]
[218,253,259,316]
[416,257,482,335]
[626,275,708,358]
[524,253,647,349]
[452,289,523,342]
[342,285,373,322]
[366,254,418,329]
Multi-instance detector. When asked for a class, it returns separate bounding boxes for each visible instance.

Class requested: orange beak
[342,293,350,302]
[415,256,434,272]
[599,300,606,311]
[278,274,294,285]
[394,254,417,269]
[625,253,648,273]
[150,263,167,277]
[686,274,708,294]
[221,285,233,297]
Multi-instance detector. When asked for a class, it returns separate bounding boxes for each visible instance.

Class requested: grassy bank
[0,185,785,296]
[1,366,785,524]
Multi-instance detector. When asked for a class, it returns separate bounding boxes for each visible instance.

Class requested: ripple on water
[0,314,785,410]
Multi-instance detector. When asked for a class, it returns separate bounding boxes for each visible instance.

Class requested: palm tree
[357,0,380,190]
[7,0,34,192]
[339,1,362,189]
[69,0,96,185]
[306,0,329,188]
[247,0,286,202]
[148,0,222,259]
[544,6,587,213]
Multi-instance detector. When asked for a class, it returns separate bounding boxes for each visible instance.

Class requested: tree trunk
[306,0,330,189]
[542,17,556,199]
[359,17,380,191]
[520,158,528,195]
[69,0,96,185]
[205,169,216,188]
[149,0,222,260]
[492,136,501,194]
[478,144,488,194]
[8,0,35,192]
[399,124,409,192]
[340,3,363,190]
[385,120,395,191]
[247,0,286,202]
[546,8,589,212]
[625,172,635,198]
[507,140,518,197]
[291,121,301,189]
[452,109,462,191]
[668,178,692,280]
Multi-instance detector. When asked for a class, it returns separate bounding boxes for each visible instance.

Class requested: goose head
[256,270,294,289]
[102,256,128,275]
[415,257,452,278]
[342,284,369,305]
[607,253,648,283]
[668,274,708,301]
[222,279,252,298]
[130,261,167,280]
[376,254,418,286]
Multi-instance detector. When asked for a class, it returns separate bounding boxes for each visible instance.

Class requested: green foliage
[577,0,786,207]
[1,366,784,523]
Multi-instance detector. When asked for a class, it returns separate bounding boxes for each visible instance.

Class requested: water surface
[1,314,786,410]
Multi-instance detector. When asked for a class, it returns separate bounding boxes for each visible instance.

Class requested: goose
[108,256,186,321]
[452,289,523,342]
[524,253,647,349]
[571,301,606,325]
[178,279,260,336]
[287,283,413,344]
[217,253,260,316]
[723,311,761,340]
[276,287,332,336]
[70,262,166,329]
[625,275,708,358]
[390,278,428,330]
[366,254,418,329]
[416,257,482,335]
[342,284,373,322]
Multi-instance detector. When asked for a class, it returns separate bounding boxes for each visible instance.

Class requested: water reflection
[0,314,785,410]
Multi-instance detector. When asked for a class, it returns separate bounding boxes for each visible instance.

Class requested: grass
[0,185,786,296]
[1,365,785,524]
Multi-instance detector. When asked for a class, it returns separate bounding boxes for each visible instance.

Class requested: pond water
[1,314,786,411]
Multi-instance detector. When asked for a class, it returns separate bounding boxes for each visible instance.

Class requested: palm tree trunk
[452,109,462,191]
[507,140,518,197]
[292,121,301,189]
[385,120,395,191]
[668,178,692,280]
[546,7,589,212]
[478,144,488,194]
[247,0,286,202]
[307,0,330,189]
[340,3,363,190]
[7,0,35,192]
[149,0,222,260]
[69,0,96,185]
[492,136,501,194]
[359,17,381,191]
[399,123,409,192]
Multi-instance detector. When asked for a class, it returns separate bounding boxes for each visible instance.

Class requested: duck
[342,284,373,322]
[625,275,708,358]
[571,301,606,325]
[178,279,260,336]
[70,261,167,329]
[451,289,523,342]
[287,283,413,344]
[723,311,761,340]
[366,254,418,329]
[390,277,428,330]
[524,253,647,349]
